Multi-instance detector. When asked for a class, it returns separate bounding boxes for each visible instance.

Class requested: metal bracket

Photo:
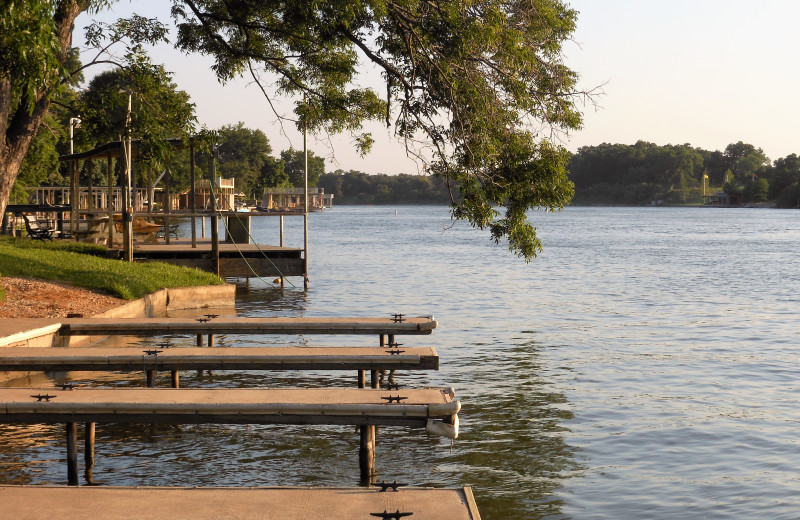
[385,349,405,356]
[391,313,405,323]
[143,349,163,356]
[31,394,56,402]
[381,395,408,404]
[196,317,210,323]
[370,510,413,519]
[371,480,407,492]
[204,314,219,319]
[384,383,401,391]
[58,383,77,391]
[388,341,403,348]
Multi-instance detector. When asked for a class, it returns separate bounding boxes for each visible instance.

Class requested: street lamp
[69,117,81,154]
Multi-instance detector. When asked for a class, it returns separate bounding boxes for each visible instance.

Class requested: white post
[303,106,309,290]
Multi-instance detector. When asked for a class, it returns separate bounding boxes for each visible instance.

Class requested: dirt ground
[0,277,125,318]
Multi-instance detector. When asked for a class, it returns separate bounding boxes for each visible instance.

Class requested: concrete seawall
[0,284,235,382]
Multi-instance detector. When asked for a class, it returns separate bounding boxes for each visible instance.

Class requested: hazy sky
[73,1,800,174]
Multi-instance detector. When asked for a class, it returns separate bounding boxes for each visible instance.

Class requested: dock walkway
[0,346,440,373]
[118,239,305,279]
[0,387,460,486]
[59,316,437,337]
[0,485,481,519]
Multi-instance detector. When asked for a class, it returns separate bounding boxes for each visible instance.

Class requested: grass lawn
[0,236,223,300]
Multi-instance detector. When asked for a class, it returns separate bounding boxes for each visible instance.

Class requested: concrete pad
[0,319,62,347]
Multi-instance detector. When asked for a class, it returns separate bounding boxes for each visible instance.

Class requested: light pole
[120,90,133,261]
[703,173,708,199]
[69,117,81,154]
[68,116,81,235]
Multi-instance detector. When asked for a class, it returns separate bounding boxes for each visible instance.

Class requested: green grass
[0,237,223,300]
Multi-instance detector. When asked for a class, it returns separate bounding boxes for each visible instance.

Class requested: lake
[2,205,800,519]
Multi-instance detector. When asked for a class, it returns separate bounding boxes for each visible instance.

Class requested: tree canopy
[215,122,272,197]
[2,1,589,259]
[170,0,588,260]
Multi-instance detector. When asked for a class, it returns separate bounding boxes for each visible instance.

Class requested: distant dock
[109,237,305,279]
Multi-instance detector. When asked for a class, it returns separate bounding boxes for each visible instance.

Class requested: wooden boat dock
[0,485,481,519]
[114,238,306,279]
[0,346,439,388]
[0,346,440,373]
[58,315,437,337]
[0,313,479,516]
[0,387,460,486]
[0,387,459,426]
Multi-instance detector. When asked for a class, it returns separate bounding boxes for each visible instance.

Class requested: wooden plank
[59,316,438,336]
[0,485,480,520]
[0,346,439,372]
[0,387,459,427]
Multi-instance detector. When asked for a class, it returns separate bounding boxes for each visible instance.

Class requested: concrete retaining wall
[0,284,235,382]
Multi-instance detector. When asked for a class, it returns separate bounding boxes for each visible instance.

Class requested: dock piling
[359,425,375,485]
[171,370,180,388]
[84,422,95,483]
[66,422,78,486]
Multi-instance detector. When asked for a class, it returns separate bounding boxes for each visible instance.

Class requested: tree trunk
[0,1,86,218]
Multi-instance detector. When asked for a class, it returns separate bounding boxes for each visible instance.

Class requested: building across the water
[261,187,333,211]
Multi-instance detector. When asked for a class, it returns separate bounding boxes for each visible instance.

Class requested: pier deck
[0,387,459,485]
[59,316,438,337]
[0,387,459,426]
[0,346,440,372]
[0,485,481,519]
[119,239,305,278]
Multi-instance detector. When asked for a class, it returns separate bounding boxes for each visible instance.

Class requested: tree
[80,66,195,172]
[215,122,272,197]
[281,148,325,187]
[0,2,176,218]
[0,1,87,216]
[723,141,768,182]
[765,154,800,200]
[257,156,289,194]
[171,0,591,260]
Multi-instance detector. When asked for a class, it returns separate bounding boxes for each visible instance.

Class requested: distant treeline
[315,141,800,208]
[569,141,800,207]
[317,170,452,205]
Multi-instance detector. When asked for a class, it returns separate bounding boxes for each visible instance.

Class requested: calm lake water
[2,205,800,519]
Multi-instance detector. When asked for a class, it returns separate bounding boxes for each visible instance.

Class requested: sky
[73,1,800,174]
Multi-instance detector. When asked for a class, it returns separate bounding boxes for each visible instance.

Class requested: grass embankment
[0,237,223,300]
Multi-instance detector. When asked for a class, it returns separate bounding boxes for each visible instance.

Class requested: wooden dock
[118,239,305,279]
[0,485,481,519]
[0,387,460,486]
[0,313,477,515]
[0,387,459,426]
[58,316,438,337]
[0,346,440,372]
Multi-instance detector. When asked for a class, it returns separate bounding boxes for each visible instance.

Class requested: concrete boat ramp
[0,485,481,519]
[0,313,482,518]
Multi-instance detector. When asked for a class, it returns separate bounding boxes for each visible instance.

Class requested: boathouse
[262,187,333,211]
